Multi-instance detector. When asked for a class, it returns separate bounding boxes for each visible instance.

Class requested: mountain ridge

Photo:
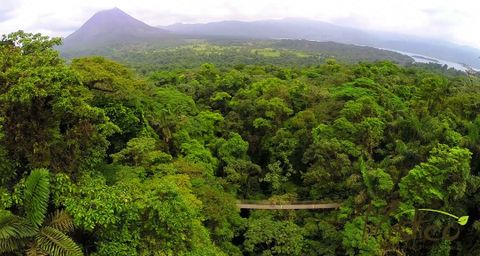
[60,7,172,51]
[162,18,372,45]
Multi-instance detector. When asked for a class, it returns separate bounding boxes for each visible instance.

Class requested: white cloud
[0,0,22,22]
[0,0,479,48]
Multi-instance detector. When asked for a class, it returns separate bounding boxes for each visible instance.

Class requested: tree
[358,117,385,156]
[244,214,304,256]
[399,144,472,207]
[0,32,117,178]
[111,137,172,168]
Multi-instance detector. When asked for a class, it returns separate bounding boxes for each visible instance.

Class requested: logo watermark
[362,201,469,242]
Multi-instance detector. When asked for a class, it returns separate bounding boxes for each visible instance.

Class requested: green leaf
[46,210,74,233]
[24,169,50,227]
[36,227,83,256]
[457,216,469,226]
[0,210,37,253]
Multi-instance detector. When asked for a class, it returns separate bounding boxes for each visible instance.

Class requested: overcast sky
[0,0,479,48]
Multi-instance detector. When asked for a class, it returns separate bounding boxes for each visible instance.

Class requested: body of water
[381,48,478,72]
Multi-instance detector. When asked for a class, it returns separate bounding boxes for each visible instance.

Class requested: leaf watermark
[362,201,469,243]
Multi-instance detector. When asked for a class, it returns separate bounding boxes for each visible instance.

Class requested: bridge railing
[237,200,340,205]
[236,200,342,210]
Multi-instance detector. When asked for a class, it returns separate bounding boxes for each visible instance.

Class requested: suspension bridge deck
[237,201,341,210]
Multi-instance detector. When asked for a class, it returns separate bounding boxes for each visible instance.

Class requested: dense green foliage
[61,39,414,75]
[2,31,480,255]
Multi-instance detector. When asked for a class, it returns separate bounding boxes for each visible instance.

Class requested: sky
[0,0,479,49]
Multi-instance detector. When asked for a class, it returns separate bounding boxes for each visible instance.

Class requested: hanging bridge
[237,200,341,210]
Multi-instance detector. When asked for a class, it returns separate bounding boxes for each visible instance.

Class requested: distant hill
[164,18,372,45]
[164,18,480,69]
[59,8,177,55]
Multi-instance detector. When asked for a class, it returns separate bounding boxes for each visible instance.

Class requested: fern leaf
[24,168,50,227]
[46,210,74,233]
[0,210,36,253]
[36,227,83,256]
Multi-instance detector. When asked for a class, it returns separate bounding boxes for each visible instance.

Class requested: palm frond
[46,210,74,233]
[24,168,50,227]
[0,237,22,253]
[36,227,83,256]
[27,243,48,256]
[0,210,36,253]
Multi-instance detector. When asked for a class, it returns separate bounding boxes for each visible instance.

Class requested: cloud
[30,13,83,33]
[422,8,464,27]
[421,8,443,15]
[0,0,22,22]
[330,14,370,28]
